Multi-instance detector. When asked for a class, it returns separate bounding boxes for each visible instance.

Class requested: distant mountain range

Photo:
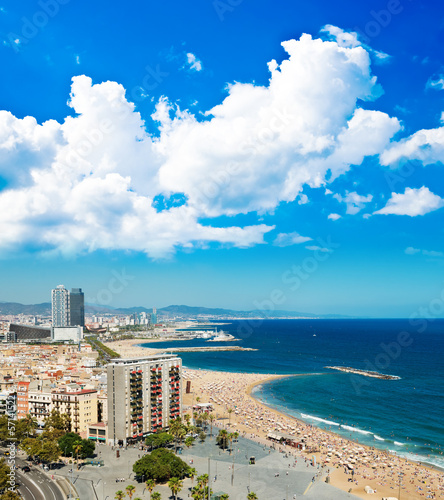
[0,301,350,319]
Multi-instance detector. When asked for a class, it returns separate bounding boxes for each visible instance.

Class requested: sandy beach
[109,338,444,499]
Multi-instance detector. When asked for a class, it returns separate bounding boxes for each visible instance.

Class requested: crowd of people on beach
[184,368,444,499]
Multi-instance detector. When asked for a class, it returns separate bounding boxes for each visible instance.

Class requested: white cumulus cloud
[0,32,403,258]
[320,25,391,63]
[381,126,444,167]
[186,53,203,72]
[273,232,312,247]
[333,191,373,215]
[374,187,444,216]
[426,74,444,91]
[405,247,443,257]
[328,213,341,220]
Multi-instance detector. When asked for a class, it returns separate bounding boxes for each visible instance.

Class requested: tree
[184,414,191,427]
[145,433,173,451]
[125,485,135,500]
[247,493,258,500]
[220,495,230,500]
[227,408,233,426]
[58,433,95,459]
[0,492,22,500]
[228,433,235,455]
[199,431,206,443]
[14,415,38,443]
[201,412,209,430]
[0,415,37,444]
[133,448,190,483]
[196,474,208,488]
[167,477,183,500]
[208,414,216,437]
[184,436,195,449]
[169,418,186,454]
[0,458,11,491]
[216,429,229,451]
[146,479,156,499]
[115,491,125,500]
[151,493,161,500]
[58,433,81,456]
[42,410,71,440]
[188,467,196,485]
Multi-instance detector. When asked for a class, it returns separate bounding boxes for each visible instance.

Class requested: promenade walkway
[63,435,362,500]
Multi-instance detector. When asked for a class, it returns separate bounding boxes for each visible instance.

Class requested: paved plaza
[54,434,361,500]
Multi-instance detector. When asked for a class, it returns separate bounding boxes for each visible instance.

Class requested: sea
[140,319,444,470]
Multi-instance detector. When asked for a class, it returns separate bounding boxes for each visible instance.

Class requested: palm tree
[197,474,208,488]
[191,486,203,500]
[115,491,125,500]
[227,408,233,427]
[73,442,82,466]
[208,413,216,437]
[184,414,191,427]
[247,493,258,500]
[188,467,197,485]
[228,433,234,455]
[169,418,185,454]
[217,429,229,451]
[220,495,230,500]
[146,479,156,499]
[201,412,209,430]
[167,477,183,500]
[151,493,161,500]
[125,485,135,500]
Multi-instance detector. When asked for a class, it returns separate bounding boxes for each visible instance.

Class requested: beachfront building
[107,354,182,446]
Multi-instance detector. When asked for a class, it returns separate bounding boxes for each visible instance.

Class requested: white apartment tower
[107,354,182,446]
[51,285,70,327]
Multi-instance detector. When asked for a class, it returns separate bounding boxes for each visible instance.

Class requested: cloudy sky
[0,0,443,317]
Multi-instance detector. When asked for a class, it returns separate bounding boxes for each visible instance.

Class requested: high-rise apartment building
[151,307,157,325]
[70,288,85,327]
[107,354,182,446]
[51,285,70,327]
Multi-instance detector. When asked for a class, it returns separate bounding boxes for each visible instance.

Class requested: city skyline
[1,1,444,317]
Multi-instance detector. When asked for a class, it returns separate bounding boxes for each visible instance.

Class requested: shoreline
[247,375,444,473]
[183,368,444,500]
[108,339,444,499]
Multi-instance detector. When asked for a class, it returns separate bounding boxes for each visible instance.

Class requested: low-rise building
[52,386,98,435]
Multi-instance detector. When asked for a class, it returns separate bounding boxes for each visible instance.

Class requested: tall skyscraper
[107,354,182,446]
[51,285,70,327]
[151,307,157,325]
[70,288,85,327]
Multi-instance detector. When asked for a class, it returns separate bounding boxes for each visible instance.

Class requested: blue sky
[0,0,444,317]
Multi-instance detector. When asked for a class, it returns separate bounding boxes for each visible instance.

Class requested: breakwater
[325,366,401,380]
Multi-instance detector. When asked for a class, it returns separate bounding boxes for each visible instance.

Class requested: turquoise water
[141,319,444,469]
